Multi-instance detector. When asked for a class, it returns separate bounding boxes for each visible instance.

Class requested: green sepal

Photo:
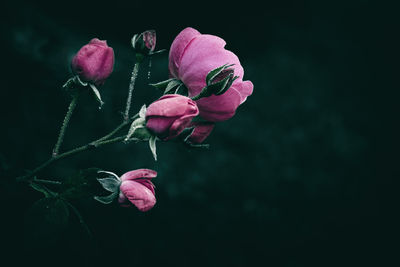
[125,117,146,141]
[177,127,195,142]
[93,191,119,205]
[149,135,158,161]
[207,74,239,96]
[149,49,167,55]
[96,177,121,193]
[149,78,177,90]
[89,83,104,109]
[164,79,183,94]
[205,63,234,85]
[139,104,147,119]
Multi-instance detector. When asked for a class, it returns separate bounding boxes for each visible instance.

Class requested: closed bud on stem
[71,38,114,86]
[145,94,199,140]
[131,30,157,58]
[191,64,239,100]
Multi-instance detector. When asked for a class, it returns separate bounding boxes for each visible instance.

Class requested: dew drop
[147,58,152,80]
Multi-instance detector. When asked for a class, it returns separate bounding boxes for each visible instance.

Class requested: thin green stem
[94,113,139,144]
[33,178,62,185]
[17,135,128,183]
[53,94,79,157]
[124,60,141,122]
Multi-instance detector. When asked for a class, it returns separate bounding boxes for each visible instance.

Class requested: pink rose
[118,169,157,211]
[71,38,114,86]
[145,94,199,140]
[168,27,253,122]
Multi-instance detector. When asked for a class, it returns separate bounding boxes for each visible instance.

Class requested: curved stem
[17,136,127,183]
[17,112,140,184]
[53,94,79,157]
[94,113,139,143]
[124,60,141,122]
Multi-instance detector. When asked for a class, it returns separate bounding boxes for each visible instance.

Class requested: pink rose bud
[71,38,114,86]
[131,30,157,56]
[118,169,157,212]
[145,94,199,140]
[168,27,253,122]
[187,122,215,144]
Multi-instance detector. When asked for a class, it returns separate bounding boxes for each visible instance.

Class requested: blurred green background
[1,0,398,266]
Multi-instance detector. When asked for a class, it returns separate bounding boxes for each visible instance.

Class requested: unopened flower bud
[71,38,114,86]
[131,30,156,57]
[145,94,199,140]
[118,169,157,212]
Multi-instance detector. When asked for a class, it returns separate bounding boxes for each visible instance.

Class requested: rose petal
[120,169,157,182]
[187,122,215,144]
[179,35,243,97]
[89,38,108,47]
[119,181,156,212]
[237,80,254,104]
[134,178,156,195]
[146,94,196,118]
[196,86,242,122]
[168,27,201,78]
[146,116,178,134]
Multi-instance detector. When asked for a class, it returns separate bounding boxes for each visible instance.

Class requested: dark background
[1,0,398,266]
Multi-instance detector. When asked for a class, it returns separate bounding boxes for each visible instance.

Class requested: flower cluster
[24,27,253,214]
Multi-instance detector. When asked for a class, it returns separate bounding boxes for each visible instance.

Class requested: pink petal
[146,116,178,134]
[146,94,196,118]
[237,80,254,104]
[118,191,130,207]
[196,86,242,122]
[187,122,215,144]
[119,181,156,212]
[166,99,199,140]
[71,42,114,86]
[168,27,201,78]
[89,38,108,47]
[134,178,156,195]
[120,169,157,182]
[179,35,243,98]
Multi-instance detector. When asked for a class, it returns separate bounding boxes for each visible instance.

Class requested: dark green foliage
[24,198,69,248]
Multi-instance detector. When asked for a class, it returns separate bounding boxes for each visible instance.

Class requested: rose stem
[123,56,142,122]
[52,93,79,157]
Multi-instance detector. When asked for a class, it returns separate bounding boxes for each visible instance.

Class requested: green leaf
[89,83,104,108]
[24,198,69,247]
[149,78,177,90]
[60,168,101,200]
[149,135,157,161]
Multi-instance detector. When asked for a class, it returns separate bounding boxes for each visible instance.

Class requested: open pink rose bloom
[71,38,114,86]
[169,27,253,122]
[146,94,199,140]
[118,169,157,211]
